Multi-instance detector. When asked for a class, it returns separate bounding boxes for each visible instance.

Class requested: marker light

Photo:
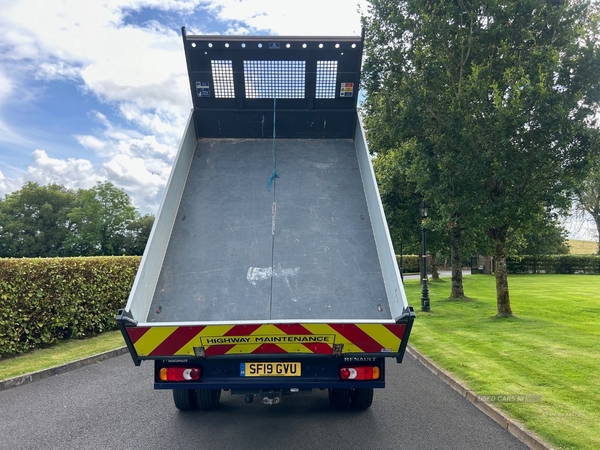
[159,367,201,382]
[340,366,380,381]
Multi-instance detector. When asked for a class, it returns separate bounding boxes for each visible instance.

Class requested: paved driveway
[0,351,527,450]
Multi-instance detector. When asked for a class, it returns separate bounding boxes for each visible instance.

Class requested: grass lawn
[405,274,600,450]
[0,331,125,381]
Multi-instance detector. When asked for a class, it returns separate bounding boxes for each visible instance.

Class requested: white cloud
[206,0,367,36]
[0,0,192,136]
[74,115,177,211]
[27,150,102,187]
[75,135,107,152]
[0,70,11,99]
[21,141,172,213]
[103,152,168,208]
[0,169,22,199]
[0,0,368,214]
[77,112,177,163]
[37,61,83,81]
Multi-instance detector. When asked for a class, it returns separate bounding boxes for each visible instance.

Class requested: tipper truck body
[117,28,415,410]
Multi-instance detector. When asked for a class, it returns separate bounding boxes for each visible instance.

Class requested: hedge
[0,256,140,358]
[506,255,600,274]
[396,255,421,274]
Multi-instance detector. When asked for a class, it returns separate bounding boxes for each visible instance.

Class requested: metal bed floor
[148,138,389,322]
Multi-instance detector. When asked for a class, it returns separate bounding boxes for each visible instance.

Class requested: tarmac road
[0,352,527,450]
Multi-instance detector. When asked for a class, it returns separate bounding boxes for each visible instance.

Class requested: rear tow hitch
[261,390,281,405]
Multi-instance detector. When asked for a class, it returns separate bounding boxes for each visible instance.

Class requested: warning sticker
[200,335,335,346]
[196,81,210,97]
[340,82,354,97]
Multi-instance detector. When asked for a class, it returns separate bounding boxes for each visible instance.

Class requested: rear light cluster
[159,367,201,382]
[340,366,380,381]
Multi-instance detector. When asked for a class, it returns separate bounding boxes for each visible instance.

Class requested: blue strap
[268,96,278,191]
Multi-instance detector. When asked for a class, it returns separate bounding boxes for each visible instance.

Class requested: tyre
[350,388,374,410]
[328,388,352,410]
[173,389,198,411]
[196,389,221,410]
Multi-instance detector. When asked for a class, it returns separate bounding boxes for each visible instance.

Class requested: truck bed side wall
[354,119,408,321]
[124,112,197,321]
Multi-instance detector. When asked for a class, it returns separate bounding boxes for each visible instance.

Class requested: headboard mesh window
[244,60,306,99]
[211,60,235,98]
[316,61,338,99]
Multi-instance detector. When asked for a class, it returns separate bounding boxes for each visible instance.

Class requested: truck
[117,27,415,411]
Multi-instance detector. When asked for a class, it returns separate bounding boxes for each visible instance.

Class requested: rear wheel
[350,388,374,410]
[196,389,221,410]
[328,388,352,410]
[173,389,198,411]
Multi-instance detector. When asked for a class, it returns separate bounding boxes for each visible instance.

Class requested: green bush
[0,256,140,357]
[396,255,421,273]
[507,255,600,274]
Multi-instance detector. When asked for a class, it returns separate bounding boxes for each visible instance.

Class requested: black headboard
[182,27,363,139]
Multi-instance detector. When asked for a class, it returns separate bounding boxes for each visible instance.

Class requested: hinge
[332,343,344,357]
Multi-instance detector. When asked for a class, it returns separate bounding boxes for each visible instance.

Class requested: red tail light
[340,366,380,381]
[159,367,201,382]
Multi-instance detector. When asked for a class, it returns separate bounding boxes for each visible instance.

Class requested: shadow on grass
[488,314,519,320]
[442,296,478,302]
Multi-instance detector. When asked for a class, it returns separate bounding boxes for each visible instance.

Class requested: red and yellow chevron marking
[126,323,407,358]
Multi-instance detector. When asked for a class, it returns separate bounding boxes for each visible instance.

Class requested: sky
[0,0,597,241]
[0,0,367,214]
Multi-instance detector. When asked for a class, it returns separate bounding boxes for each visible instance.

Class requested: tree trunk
[431,253,440,281]
[595,215,600,255]
[450,226,465,298]
[491,228,513,317]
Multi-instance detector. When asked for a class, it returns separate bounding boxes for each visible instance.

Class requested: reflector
[339,366,380,381]
[159,367,201,382]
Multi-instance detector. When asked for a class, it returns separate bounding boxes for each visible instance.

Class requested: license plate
[240,362,301,377]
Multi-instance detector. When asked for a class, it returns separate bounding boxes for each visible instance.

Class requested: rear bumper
[153,356,387,390]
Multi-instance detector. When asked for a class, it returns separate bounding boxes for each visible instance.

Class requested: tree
[575,131,600,254]
[0,181,152,257]
[372,149,446,280]
[0,182,76,257]
[122,214,155,255]
[513,220,570,256]
[362,0,600,315]
[372,148,422,254]
[362,0,489,299]
[65,182,140,256]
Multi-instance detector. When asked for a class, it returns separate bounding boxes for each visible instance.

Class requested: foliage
[0,256,140,357]
[0,182,76,257]
[506,254,600,274]
[574,129,600,254]
[396,254,421,273]
[0,181,153,257]
[123,214,155,255]
[361,0,600,314]
[504,217,570,257]
[372,149,422,253]
[65,182,140,256]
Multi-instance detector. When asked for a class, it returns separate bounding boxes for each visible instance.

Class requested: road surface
[0,352,527,450]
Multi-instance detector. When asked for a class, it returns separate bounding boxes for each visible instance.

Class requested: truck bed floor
[148,138,389,322]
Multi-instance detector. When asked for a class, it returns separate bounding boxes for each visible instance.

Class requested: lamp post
[419,201,430,312]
